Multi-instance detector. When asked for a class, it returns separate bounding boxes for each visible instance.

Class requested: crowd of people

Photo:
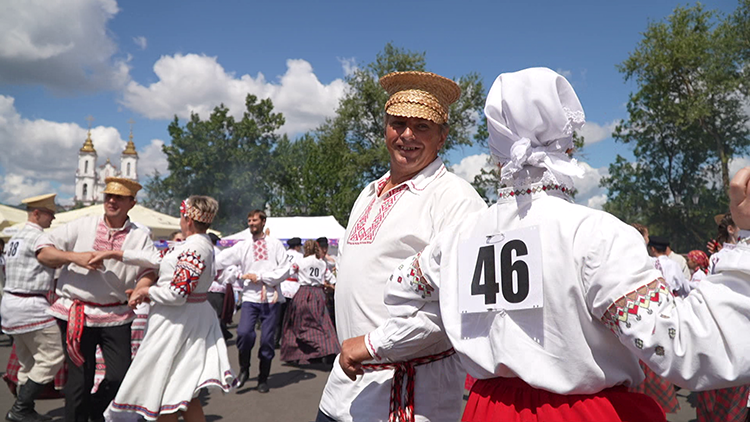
[2,67,750,422]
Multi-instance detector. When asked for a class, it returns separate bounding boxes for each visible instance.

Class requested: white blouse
[365,182,750,395]
[295,255,335,287]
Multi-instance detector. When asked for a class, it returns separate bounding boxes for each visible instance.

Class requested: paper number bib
[458,226,543,313]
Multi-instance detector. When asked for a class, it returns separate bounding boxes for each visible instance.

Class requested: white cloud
[577,120,618,145]
[573,161,609,209]
[586,194,608,210]
[729,156,750,179]
[122,54,347,135]
[133,36,147,50]
[338,57,357,77]
[0,175,56,205]
[556,68,572,79]
[0,95,161,204]
[451,153,493,183]
[0,0,129,92]
[138,139,168,177]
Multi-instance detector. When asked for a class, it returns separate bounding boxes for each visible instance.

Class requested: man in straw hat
[316,71,486,422]
[339,67,750,422]
[35,177,159,422]
[1,194,63,422]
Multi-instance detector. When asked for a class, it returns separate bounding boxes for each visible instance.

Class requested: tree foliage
[602,2,750,251]
[145,95,285,233]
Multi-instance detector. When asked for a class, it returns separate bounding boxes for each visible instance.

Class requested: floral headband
[180,198,216,224]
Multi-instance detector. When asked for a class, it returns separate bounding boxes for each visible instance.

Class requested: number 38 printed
[458,226,543,313]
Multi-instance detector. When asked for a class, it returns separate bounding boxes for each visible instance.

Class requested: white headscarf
[485,67,585,187]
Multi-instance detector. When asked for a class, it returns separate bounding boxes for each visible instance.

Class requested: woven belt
[66,300,126,367]
[362,348,456,422]
[187,293,208,303]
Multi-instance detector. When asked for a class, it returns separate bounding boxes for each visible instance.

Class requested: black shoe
[236,370,250,389]
[257,382,269,393]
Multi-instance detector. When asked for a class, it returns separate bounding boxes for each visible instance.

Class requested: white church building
[74,129,139,205]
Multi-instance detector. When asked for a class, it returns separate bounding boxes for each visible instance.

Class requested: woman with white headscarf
[338,68,750,422]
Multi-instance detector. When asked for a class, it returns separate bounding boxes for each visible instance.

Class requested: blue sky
[0,0,743,208]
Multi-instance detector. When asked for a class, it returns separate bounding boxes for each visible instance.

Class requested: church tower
[121,119,139,181]
[74,127,98,206]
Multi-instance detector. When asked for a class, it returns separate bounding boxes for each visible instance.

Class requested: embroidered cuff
[364,331,385,362]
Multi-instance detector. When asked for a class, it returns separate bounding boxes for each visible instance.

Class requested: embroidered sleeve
[169,250,206,297]
[367,244,448,362]
[392,252,435,299]
[598,269,750,391]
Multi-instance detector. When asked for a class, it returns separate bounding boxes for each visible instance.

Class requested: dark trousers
[315,409,337,422]
[274,301,289,347]
[57,319,132,422]
[207,292,231,338]
[237,302,279,361]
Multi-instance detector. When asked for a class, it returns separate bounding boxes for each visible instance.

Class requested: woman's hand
[128,286,151,308]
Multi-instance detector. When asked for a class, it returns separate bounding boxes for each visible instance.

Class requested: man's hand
[71,252,103,271]
[88,250,122,267]
[241,273,259,284]
[339,336,373,381]
[730,167,750,230]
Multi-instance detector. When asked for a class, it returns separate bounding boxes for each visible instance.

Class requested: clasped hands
[240,273,260,285]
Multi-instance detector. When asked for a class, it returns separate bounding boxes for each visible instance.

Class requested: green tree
[269,43,487,225]
[601,2,750,251]
[145,94,285,233]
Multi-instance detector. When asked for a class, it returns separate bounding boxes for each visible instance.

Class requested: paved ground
[0,326,699,422]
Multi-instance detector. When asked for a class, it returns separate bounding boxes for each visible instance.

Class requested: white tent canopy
[1,204,193,240]
[0,204,28,233]
[224,216,345,245]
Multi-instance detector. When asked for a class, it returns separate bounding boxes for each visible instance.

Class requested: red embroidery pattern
[392,252,434,298]
[253,238,268,261]
[348,179,408,245]
[92,220,130,251]
[601,278,671,335]
[170,250,206,297]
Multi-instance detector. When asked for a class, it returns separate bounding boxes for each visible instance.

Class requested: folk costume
[275,238,304,348]
[280,254,338,363]
[215,230,291,391]
[36,179,157,422]
[109,199,235,420]
[318,71,487,422]
[694,248,750,422]
[1,194,64,422]
[359,68,750,422]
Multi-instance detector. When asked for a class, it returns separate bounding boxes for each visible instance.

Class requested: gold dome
[80,132,96,153]
[122,139,138,156]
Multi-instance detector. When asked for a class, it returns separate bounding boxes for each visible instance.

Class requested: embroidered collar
[374,157,446,197]
[100,215,134,234]
[497,169,575,203]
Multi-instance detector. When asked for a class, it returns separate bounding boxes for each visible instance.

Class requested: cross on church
[85,115,94,130]
[127,118,136,140]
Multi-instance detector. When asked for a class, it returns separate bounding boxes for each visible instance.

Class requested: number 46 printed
[457,226,544,314]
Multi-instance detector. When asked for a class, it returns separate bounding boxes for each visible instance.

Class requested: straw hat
[380,71,461,125]
[103,177,142,197]
[22,193,57,213]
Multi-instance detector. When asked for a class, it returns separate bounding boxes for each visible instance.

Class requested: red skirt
[629,361,680,413]
[696,385,750,422]
[463,377,666,422]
